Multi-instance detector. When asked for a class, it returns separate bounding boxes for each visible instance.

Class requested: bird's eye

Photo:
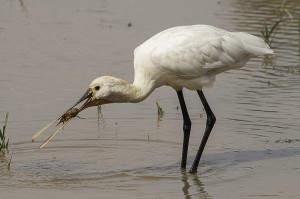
[95,86,100,91]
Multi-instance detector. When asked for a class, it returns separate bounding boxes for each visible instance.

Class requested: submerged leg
[190,90,216,173]
[177,90,192,169]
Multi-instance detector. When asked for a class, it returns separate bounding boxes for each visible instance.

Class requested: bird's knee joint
[183,121,191,132]
[207,114,216,126]
[183,125,191,133]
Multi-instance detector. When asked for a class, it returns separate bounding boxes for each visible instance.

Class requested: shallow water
[0,0,300,198]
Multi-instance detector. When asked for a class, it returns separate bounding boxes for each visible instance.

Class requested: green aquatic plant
[156,101,164,117]
[261,20,281,45]
[261,0,294,45]
[0,113,13,171]
[7,150,13,171]
[277,0,293,20]
[0,113,9,152]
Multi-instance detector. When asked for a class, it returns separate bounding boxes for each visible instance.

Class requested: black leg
[189,90,216,173]
[177,90,192,169]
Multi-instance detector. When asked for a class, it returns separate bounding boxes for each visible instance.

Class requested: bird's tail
[234,32,274,56]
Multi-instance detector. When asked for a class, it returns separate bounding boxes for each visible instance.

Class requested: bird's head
[64,76,130,116]
[32,76,148,146]
[31,76,120,145]
[66,76,114,114]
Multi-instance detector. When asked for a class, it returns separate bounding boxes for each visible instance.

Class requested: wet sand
[0,0,300,198]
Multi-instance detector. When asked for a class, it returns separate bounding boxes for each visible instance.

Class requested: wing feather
[134,25,272,88]
[148,26,251,78]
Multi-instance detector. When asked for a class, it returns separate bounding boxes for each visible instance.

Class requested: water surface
[0,0,300,198]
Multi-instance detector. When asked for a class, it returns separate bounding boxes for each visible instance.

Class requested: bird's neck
[126,79,156,103]
[109,77,156,104]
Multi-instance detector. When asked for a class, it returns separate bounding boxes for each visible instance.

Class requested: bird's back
[133,25,273,90]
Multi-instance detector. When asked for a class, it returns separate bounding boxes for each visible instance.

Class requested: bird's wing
[148,26,251,78]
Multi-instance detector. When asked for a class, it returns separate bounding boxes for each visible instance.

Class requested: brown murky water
[1,0,300,198]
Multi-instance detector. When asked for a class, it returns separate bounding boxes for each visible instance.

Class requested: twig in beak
[32,119,58,142]
[32,88,92,147]
[39,118,72,149]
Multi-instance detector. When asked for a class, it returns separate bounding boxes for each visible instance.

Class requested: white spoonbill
[33,25,274,173]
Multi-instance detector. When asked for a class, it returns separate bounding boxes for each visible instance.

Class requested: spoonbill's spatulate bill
[32,25,274,173]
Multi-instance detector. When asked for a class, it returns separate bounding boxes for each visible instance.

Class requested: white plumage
[33,25,273,173]
[133,25,273,91]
